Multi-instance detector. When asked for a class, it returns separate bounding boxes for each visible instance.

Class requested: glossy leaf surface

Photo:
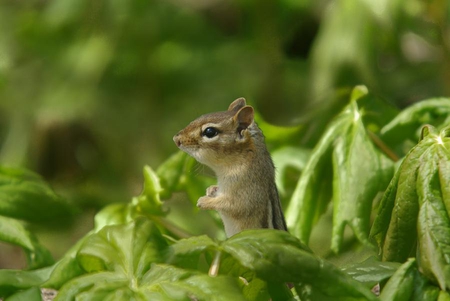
[286,86,394,252]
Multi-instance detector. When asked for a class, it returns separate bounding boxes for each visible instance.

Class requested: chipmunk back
[173,98,287,237]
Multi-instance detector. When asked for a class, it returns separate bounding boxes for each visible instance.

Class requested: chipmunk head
[173,98,257,169]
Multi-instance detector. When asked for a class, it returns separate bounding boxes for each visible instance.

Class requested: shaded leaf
[0,166,74,224]
[0,267,53,297]
[4,287,42,301]
[381,98,450,142]
[342,256,401,288]
[0,215,53,269]
[379,258,416,301]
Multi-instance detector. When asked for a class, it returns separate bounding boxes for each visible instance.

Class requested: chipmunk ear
[228,97,246,113]
[234,105,254,131]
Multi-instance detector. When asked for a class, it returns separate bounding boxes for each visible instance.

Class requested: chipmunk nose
[173,134,182,147]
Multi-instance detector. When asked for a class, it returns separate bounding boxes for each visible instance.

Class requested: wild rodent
[173,98,287,237]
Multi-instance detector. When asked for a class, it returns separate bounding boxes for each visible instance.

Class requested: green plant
[0,86,449,300]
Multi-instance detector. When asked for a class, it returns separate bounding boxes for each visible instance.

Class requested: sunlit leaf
[141,264,246,301]
[77,217,168,276]
[133,165,165,216]
[287,86,394,252]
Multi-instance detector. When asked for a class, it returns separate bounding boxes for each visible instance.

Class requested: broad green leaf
[168,235,217,270]
[157,151,188,199]
[0,166,74,224]
[54,218,172,300]
[379,258,416,301]
[287,86,393,251]
[0,215,53,269]
[271,146,310,197]
[157,151,214,205]
[141,264,246,301]
[371,125,450,289]
[331,99,393,252]
[43,235,89,289]
[254,112,304,147]
[54,272,128,301]
[0,267,53,297]
[371,137,435,262]
[222,230,376,300]
[439,291,450,301]
[94,203,132,231]
[133,165,165,216]
[0,215,34,250]
[381,98,450,142]
[341,256,401,288]
[285,113,335,242]
[4,287,41,301]
[416,128,450,290]
[77,217,168,277]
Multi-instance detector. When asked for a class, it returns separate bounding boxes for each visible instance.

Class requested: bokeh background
[0,0,449,268]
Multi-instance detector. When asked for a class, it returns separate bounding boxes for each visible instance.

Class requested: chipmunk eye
[202,127,219,138]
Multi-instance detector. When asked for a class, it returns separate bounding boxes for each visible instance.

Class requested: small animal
[173,98,287,237]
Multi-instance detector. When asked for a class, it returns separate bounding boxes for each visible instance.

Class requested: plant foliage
[0,88,450,300]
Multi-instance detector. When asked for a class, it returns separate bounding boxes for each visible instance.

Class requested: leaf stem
[367,131,399,162]
[208,251,221,277]
[151,216,193,239]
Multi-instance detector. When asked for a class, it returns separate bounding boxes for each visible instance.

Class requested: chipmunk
[173,98,287,237]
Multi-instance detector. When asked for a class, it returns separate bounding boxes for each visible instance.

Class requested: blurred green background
[0,0,448,268]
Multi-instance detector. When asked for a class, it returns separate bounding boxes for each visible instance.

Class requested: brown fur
[173,98,287,237]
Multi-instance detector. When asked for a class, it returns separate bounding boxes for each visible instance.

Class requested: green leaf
[77,217,168,276]
[54,218,172,300]
[381,98,450,142]
[379,258,417,301]
[157,151,214,205]
[371,137,435,262]
[133,165,165,216]
[285,113,335,243]
[0,166,74,224]
[416,130,450,290]
[0,267,53,297]
[157,151,188,199]
[0,215,53,269]
[168,235,217,270]
[371,125,450,289]
[287,86,393,251]
[222,230,376,300]
[254,112,304,147]
[141,264,246,301]
[341,256,401,288]
[331,100,393,252]
[4,287,42,301]
[271,146,310,197]
[438,291,450,301]
[54,272,128,301]
[94,203,132,231]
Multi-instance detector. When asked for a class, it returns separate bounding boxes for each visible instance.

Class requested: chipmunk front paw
[197,196,213,209]
[206,185,219,197]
